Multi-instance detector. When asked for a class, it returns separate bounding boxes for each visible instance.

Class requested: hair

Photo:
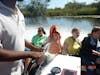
[49,25,61,39]
[38,27,46,34]
[91,27,100,34]
[72,28,79,33]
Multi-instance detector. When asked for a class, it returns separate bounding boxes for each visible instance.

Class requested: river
[24,16,100,44]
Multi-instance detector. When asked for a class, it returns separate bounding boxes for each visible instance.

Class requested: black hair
[38,27,46,35]
[91,27,100,34]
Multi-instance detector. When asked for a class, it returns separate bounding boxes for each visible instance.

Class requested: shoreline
[24,15,100,19]
[64,15,100,19]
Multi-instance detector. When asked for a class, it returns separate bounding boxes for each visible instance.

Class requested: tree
[18,0,50,16]
[29,0,50,16]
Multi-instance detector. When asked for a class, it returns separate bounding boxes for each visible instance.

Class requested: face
[38,29,43,36]
[53,30,58,39]
[72,31,80,39]
[93,30,100,39]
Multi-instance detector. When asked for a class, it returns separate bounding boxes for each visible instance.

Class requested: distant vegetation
[18,1,100,17]
[17,0,50,17]
[46,1,100,16]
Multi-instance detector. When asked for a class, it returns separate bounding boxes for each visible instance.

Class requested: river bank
[65,15,100,19]
[25,15,100,19]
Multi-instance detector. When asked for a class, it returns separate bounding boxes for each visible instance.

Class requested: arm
[0,49,43,62]
[92,50,100,56]
[41,37,49,47]
[58,39,62,54]
[81,37,92,55]
[63,40,68,54]
[25,40,43,52]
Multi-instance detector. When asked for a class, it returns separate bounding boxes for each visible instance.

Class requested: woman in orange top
[47,25,62,54]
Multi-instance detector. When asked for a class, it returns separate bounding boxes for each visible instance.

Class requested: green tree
[18,0,50,17]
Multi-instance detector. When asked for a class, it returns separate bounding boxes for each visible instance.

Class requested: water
[24,16,100,45]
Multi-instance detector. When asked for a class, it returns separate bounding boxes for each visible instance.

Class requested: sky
[47,0,97,9]
[24,0,98,9]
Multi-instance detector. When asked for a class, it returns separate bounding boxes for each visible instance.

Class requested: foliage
[18,0,50,17]
[46,1,100,16]
[18,1,100,16]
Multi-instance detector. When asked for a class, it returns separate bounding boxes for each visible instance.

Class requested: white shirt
[0,2,25,75]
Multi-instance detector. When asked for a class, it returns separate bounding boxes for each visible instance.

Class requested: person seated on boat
[32,27,47,48]
[95,32,100,75]
[79,27,100,75]
[48,25,62,54]
[44,25,62,63]
[63,28,81,56]
[24,27,47,73]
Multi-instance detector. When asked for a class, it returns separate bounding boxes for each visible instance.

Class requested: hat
[49,25,61,39]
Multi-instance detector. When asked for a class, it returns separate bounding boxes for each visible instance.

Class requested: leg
[86,62,96,75]
[86,68,95,75]
[24,58,32,73]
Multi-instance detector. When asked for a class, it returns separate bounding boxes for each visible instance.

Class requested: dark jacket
[79,36,97,61]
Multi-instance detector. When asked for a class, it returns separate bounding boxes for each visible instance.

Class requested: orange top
[48,42,61,54]
[48,25,62,54]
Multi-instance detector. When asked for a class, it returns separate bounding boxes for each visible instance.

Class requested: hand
[98,52,100,56]
[29,52,45,65]
[92,50,100,56]
[32,47,44,52]
[59,50,62,54]
[62,50,67,55]
[36,47,44,52]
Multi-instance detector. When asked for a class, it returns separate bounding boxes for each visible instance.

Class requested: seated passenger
[79,27,100,75]
[63,28,81,56]
[44,25,62,63]
[32,27,47,47]
[47,25,62,54]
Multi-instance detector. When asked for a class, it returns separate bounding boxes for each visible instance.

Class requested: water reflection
[25,17,100,26]
[90,18,100,26]
[25,17,48,26]
[25,17,100,44]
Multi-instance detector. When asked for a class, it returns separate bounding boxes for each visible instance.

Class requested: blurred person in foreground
[0,0,44,75]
